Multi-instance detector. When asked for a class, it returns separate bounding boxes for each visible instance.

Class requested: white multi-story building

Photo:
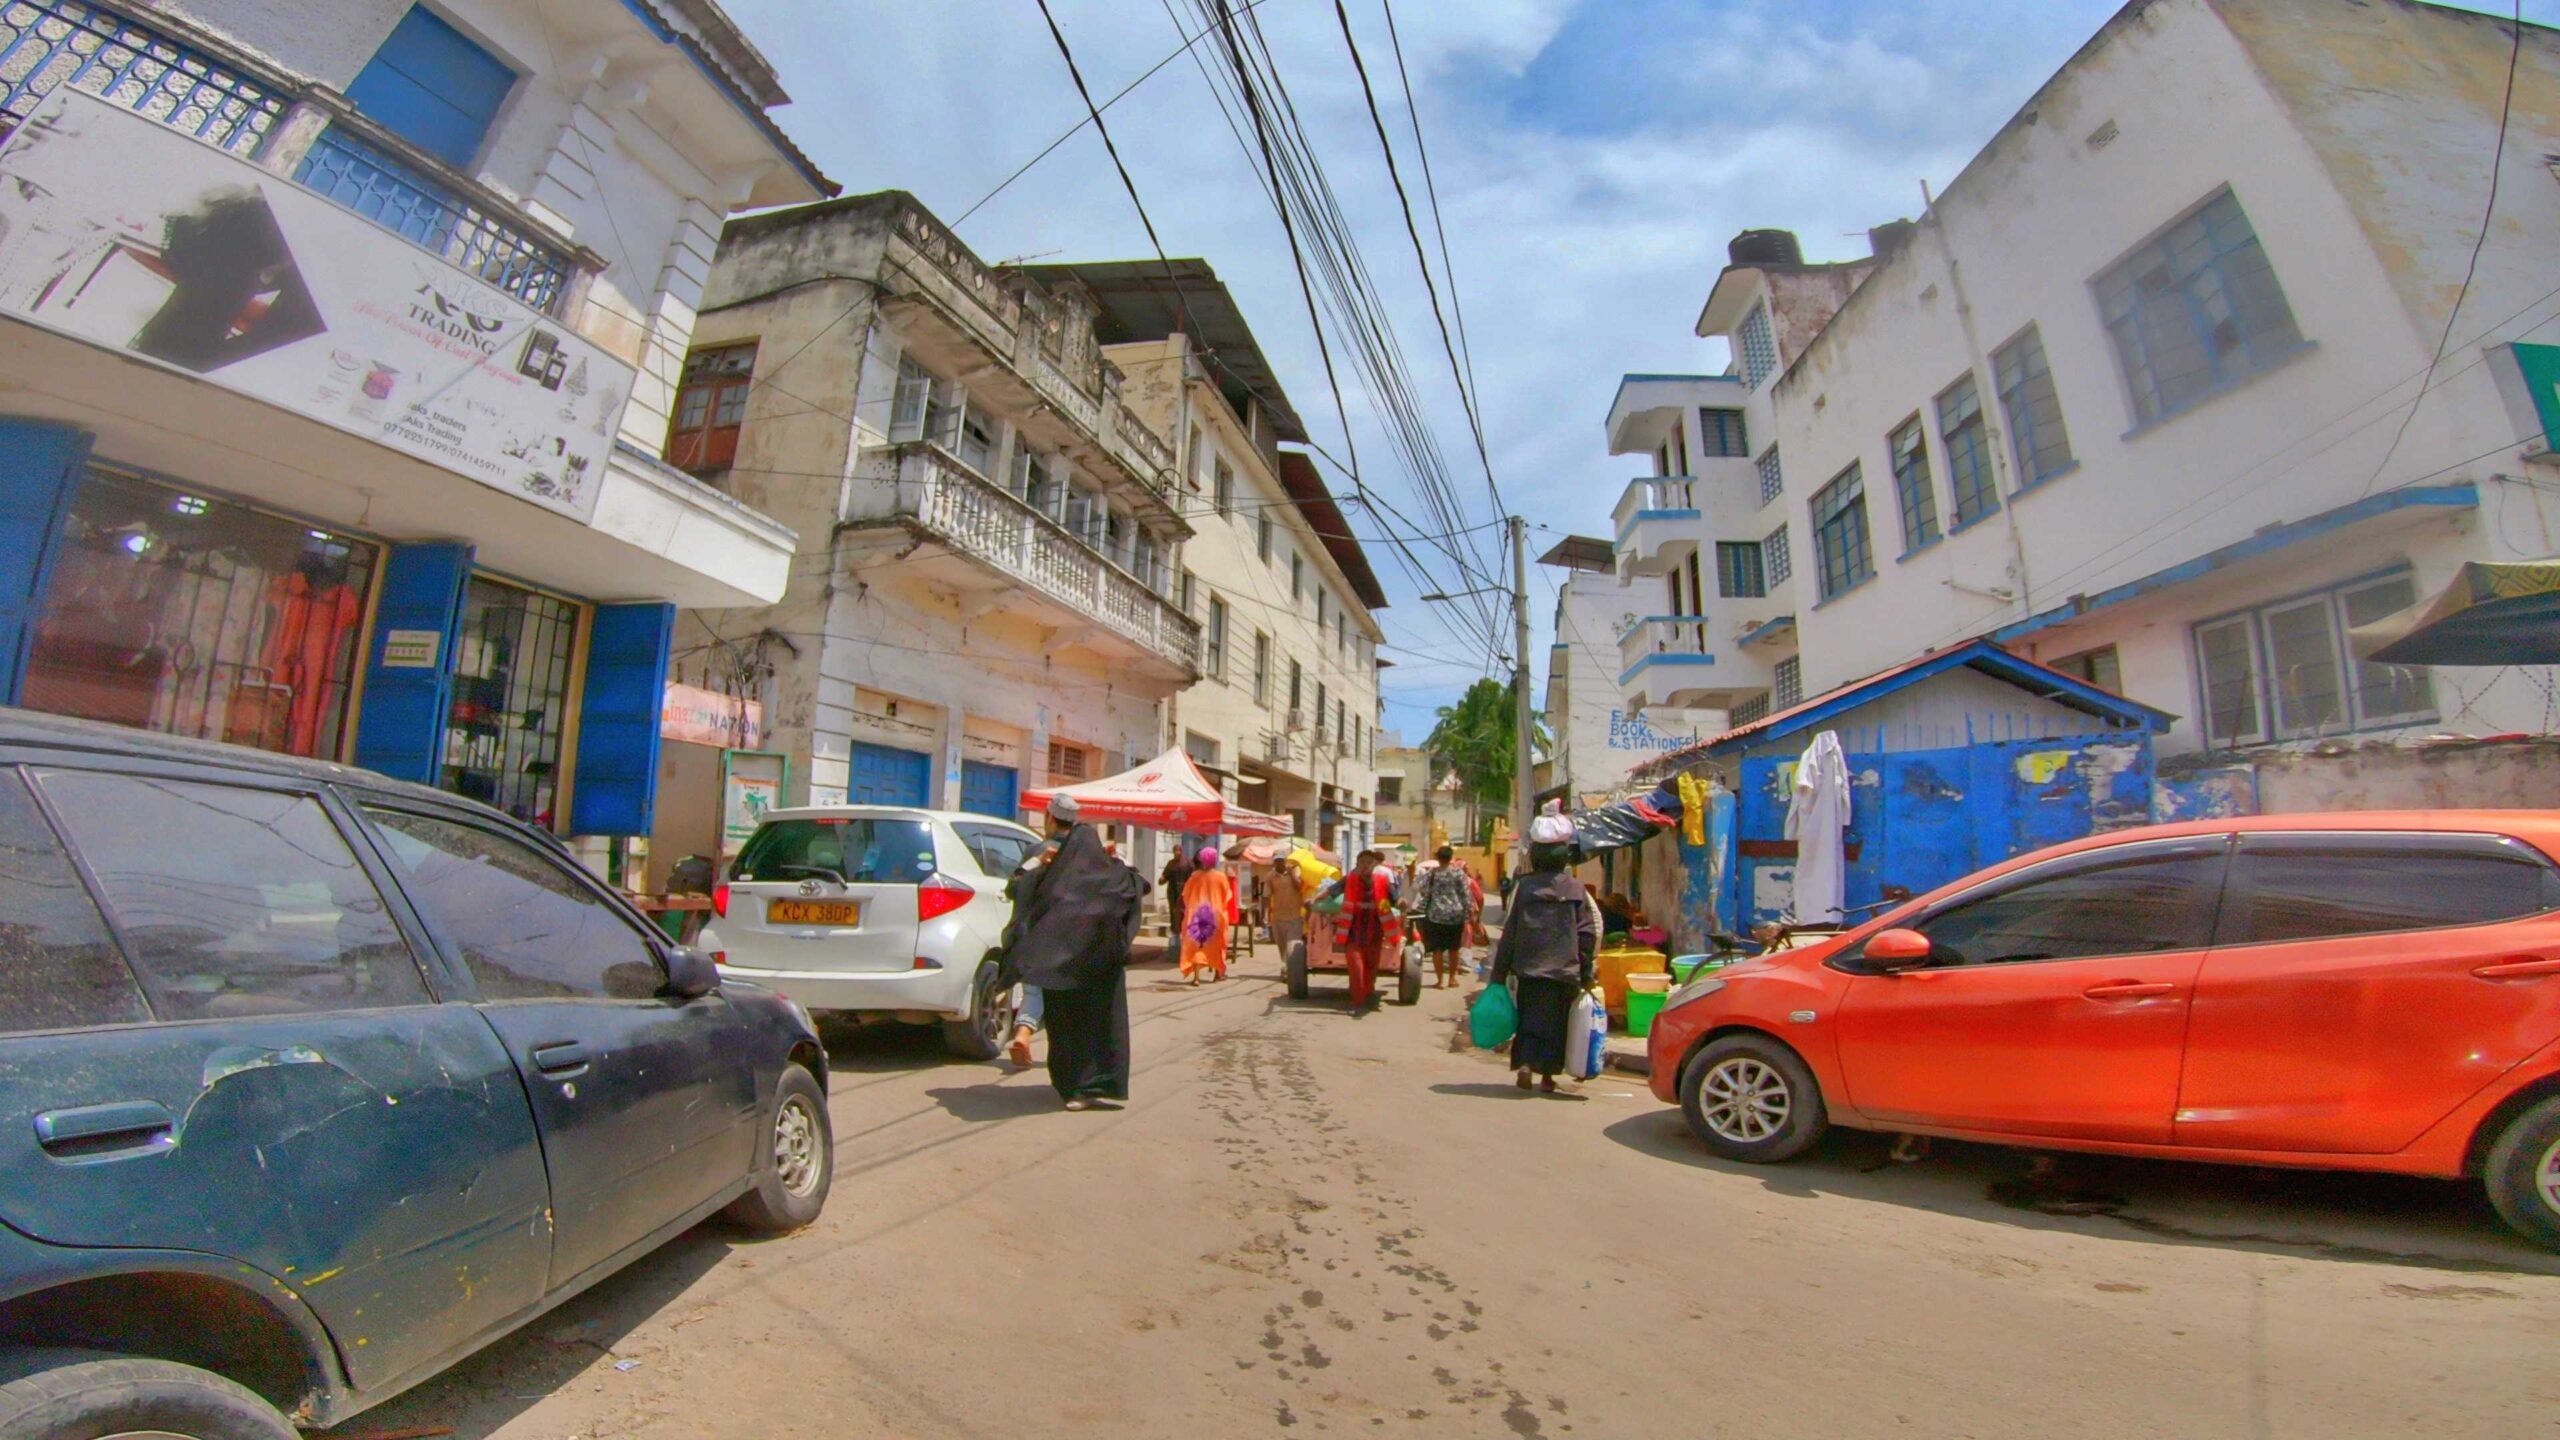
[1537,534,1711,805]
[1034,260,1388,858]
[1625,0,2560,761]
[0,0,829,853]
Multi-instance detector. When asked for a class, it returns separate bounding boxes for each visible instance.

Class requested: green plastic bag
[1469,981,1517,1050]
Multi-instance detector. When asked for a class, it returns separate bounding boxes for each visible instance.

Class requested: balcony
[1613,478,1700,577]
[0,0,591,314]
[876,198,1182,525]
[1620,616,1775,712]
[854,443,1200,680]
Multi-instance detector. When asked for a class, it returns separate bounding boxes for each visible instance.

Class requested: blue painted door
[0,420,89,706]
[849,743,931,808]
[345,5,516,168]
[959,760,1018,820]
[570,603,673,837]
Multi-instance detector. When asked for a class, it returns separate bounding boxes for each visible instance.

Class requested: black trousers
[1042,975,1130,1101]
[1511,976,1576,1078]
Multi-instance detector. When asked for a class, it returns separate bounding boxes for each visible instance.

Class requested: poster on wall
[0,92,631,522]
[721,751,787,862]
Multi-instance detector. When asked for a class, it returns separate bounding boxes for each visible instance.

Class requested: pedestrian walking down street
[1487,814,1599,1093]
[1269,856,1306,957]
[1160,845,1196,934]
[1412,846,1481,989]
[1179,845,1236,984]
[1337,848,1399,1010]
[1001,796,1147,1110]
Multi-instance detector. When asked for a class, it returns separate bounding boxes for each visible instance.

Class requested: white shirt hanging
[1784,730,1851,925]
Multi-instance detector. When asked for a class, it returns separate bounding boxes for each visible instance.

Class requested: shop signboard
[0,92,632,523]
[660,682,763,749]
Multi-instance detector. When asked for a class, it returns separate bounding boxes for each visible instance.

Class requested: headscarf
[1197,845,1221,869]
[1003,824,1145,989]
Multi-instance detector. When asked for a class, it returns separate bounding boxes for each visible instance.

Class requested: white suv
[703,806,1043,1059]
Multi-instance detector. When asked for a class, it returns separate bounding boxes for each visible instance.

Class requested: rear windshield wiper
[765,863,852,886]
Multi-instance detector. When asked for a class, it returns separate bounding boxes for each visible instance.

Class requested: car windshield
[733,817,936,885]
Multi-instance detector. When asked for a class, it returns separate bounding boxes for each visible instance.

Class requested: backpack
[1422,867,1471,928]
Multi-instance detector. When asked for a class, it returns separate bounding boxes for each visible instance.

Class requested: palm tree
[1424,677,1547,840]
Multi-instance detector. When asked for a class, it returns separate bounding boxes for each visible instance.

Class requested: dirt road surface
[323,953,2560,1439]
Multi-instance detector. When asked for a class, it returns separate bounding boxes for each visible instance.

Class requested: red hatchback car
[1646,812,2560,1248]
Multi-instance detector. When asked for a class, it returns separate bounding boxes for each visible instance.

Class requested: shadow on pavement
[1428,1082,1590,1103]
[925,1082,1066,1123]
[312,1224,740,1439]
[1601,1107,2560,1276]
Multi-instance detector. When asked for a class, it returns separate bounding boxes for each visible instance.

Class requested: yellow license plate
[768,899,860,926]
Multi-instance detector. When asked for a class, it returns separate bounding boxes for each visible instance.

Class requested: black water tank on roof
[1728,229,1803,267]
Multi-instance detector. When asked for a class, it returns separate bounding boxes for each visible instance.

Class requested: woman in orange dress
[1178,846,1237,984]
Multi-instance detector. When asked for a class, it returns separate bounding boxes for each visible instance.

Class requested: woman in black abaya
[1002,801,1147,1109]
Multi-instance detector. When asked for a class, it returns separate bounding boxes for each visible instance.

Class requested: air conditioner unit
[1282,708,1306,733]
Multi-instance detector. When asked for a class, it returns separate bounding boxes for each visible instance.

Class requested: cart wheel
[1285,940,1309,1000]
[1396,945,1422,1006]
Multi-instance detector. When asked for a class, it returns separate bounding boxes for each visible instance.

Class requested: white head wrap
[1527,813,1575,846]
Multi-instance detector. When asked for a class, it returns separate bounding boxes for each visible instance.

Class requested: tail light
[712,882,730,919]
[916,874,975,923]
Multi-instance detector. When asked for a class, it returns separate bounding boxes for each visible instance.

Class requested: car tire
[941,960,1014,1061]
[1285,940,1309,1000]
[0,1348,295,1440]
[721,1064,832,1234]
[2483,1093,2560,1251]
[1396,946,1422,1006]
[1679,1034,1828,1163]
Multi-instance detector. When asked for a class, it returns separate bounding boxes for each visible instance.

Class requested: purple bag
[1185,901,1219,945]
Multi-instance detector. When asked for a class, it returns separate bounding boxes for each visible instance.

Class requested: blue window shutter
[354,543,472,784]
[345,6,516,169]
[0,420,92,706]
[571,603,674,836]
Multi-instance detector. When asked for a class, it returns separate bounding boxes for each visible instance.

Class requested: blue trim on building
[1613,507,1701,542]
[0,418,91,706]
[1990,483,2480,645]
[353,542,474,784]
[613,0,835,195]
[1702,639,2170,757]
[570,602,675,836]
[1736,614,1796,647]
[1618,653,1717,688]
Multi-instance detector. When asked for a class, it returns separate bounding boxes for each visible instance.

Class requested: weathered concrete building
[1024,261,1388,858]
[1536,533,1711,807]
[665,194,1199,871]
[1635,0,2560,770]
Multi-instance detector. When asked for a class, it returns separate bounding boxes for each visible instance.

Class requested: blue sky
[715,0,2526,740]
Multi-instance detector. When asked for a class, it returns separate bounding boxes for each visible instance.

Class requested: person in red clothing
[1336,848,1399,1010]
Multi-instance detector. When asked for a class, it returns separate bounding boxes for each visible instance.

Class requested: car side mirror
[1850,927,1935,975]
[662,944,722,999]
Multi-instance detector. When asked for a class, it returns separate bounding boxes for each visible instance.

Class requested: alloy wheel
[2538,1135,2560,1217]
[1699,1057,1792,1143]
[773,1093,823,1198]
[980,972,1017,1050]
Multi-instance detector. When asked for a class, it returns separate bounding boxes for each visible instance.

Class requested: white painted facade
[678,195,1200,861]
[1104,333,1386,858]
[1540,542,1714,803]
[1634,0,2560,759]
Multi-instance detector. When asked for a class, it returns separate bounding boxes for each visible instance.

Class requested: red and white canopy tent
[1022,746,1294,836]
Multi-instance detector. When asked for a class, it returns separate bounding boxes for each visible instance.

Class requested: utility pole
[1510,514,1534,863]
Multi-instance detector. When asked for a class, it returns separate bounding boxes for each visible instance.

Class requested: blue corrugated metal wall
[1732,732,2154,927]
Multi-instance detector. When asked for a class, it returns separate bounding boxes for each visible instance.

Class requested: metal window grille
[1755,446,1783,506]
[1889,417,1939,552]
[294,123,572,312]
[1714,541,1765,599]
[1937,374,1998,528]
[1994,325,2076,485]
[1773,656,1803,710]
[1809,463,1873,600]
[1737,303,1778,389]
[0,0,287,155]
[1730,692,1771,726]
[2096,189,2303,424]
[1762,524,1791,584]
[1699,408,1749,458]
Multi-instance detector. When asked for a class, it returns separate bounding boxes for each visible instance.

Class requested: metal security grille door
[849,743,931,807]
[960,760,1018,819]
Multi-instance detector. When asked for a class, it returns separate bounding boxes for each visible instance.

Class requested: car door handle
[2473,957,2560,980]
[530,1041,591,1077]
[2083,981,2176,1000]
[34,1101,176,1156]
